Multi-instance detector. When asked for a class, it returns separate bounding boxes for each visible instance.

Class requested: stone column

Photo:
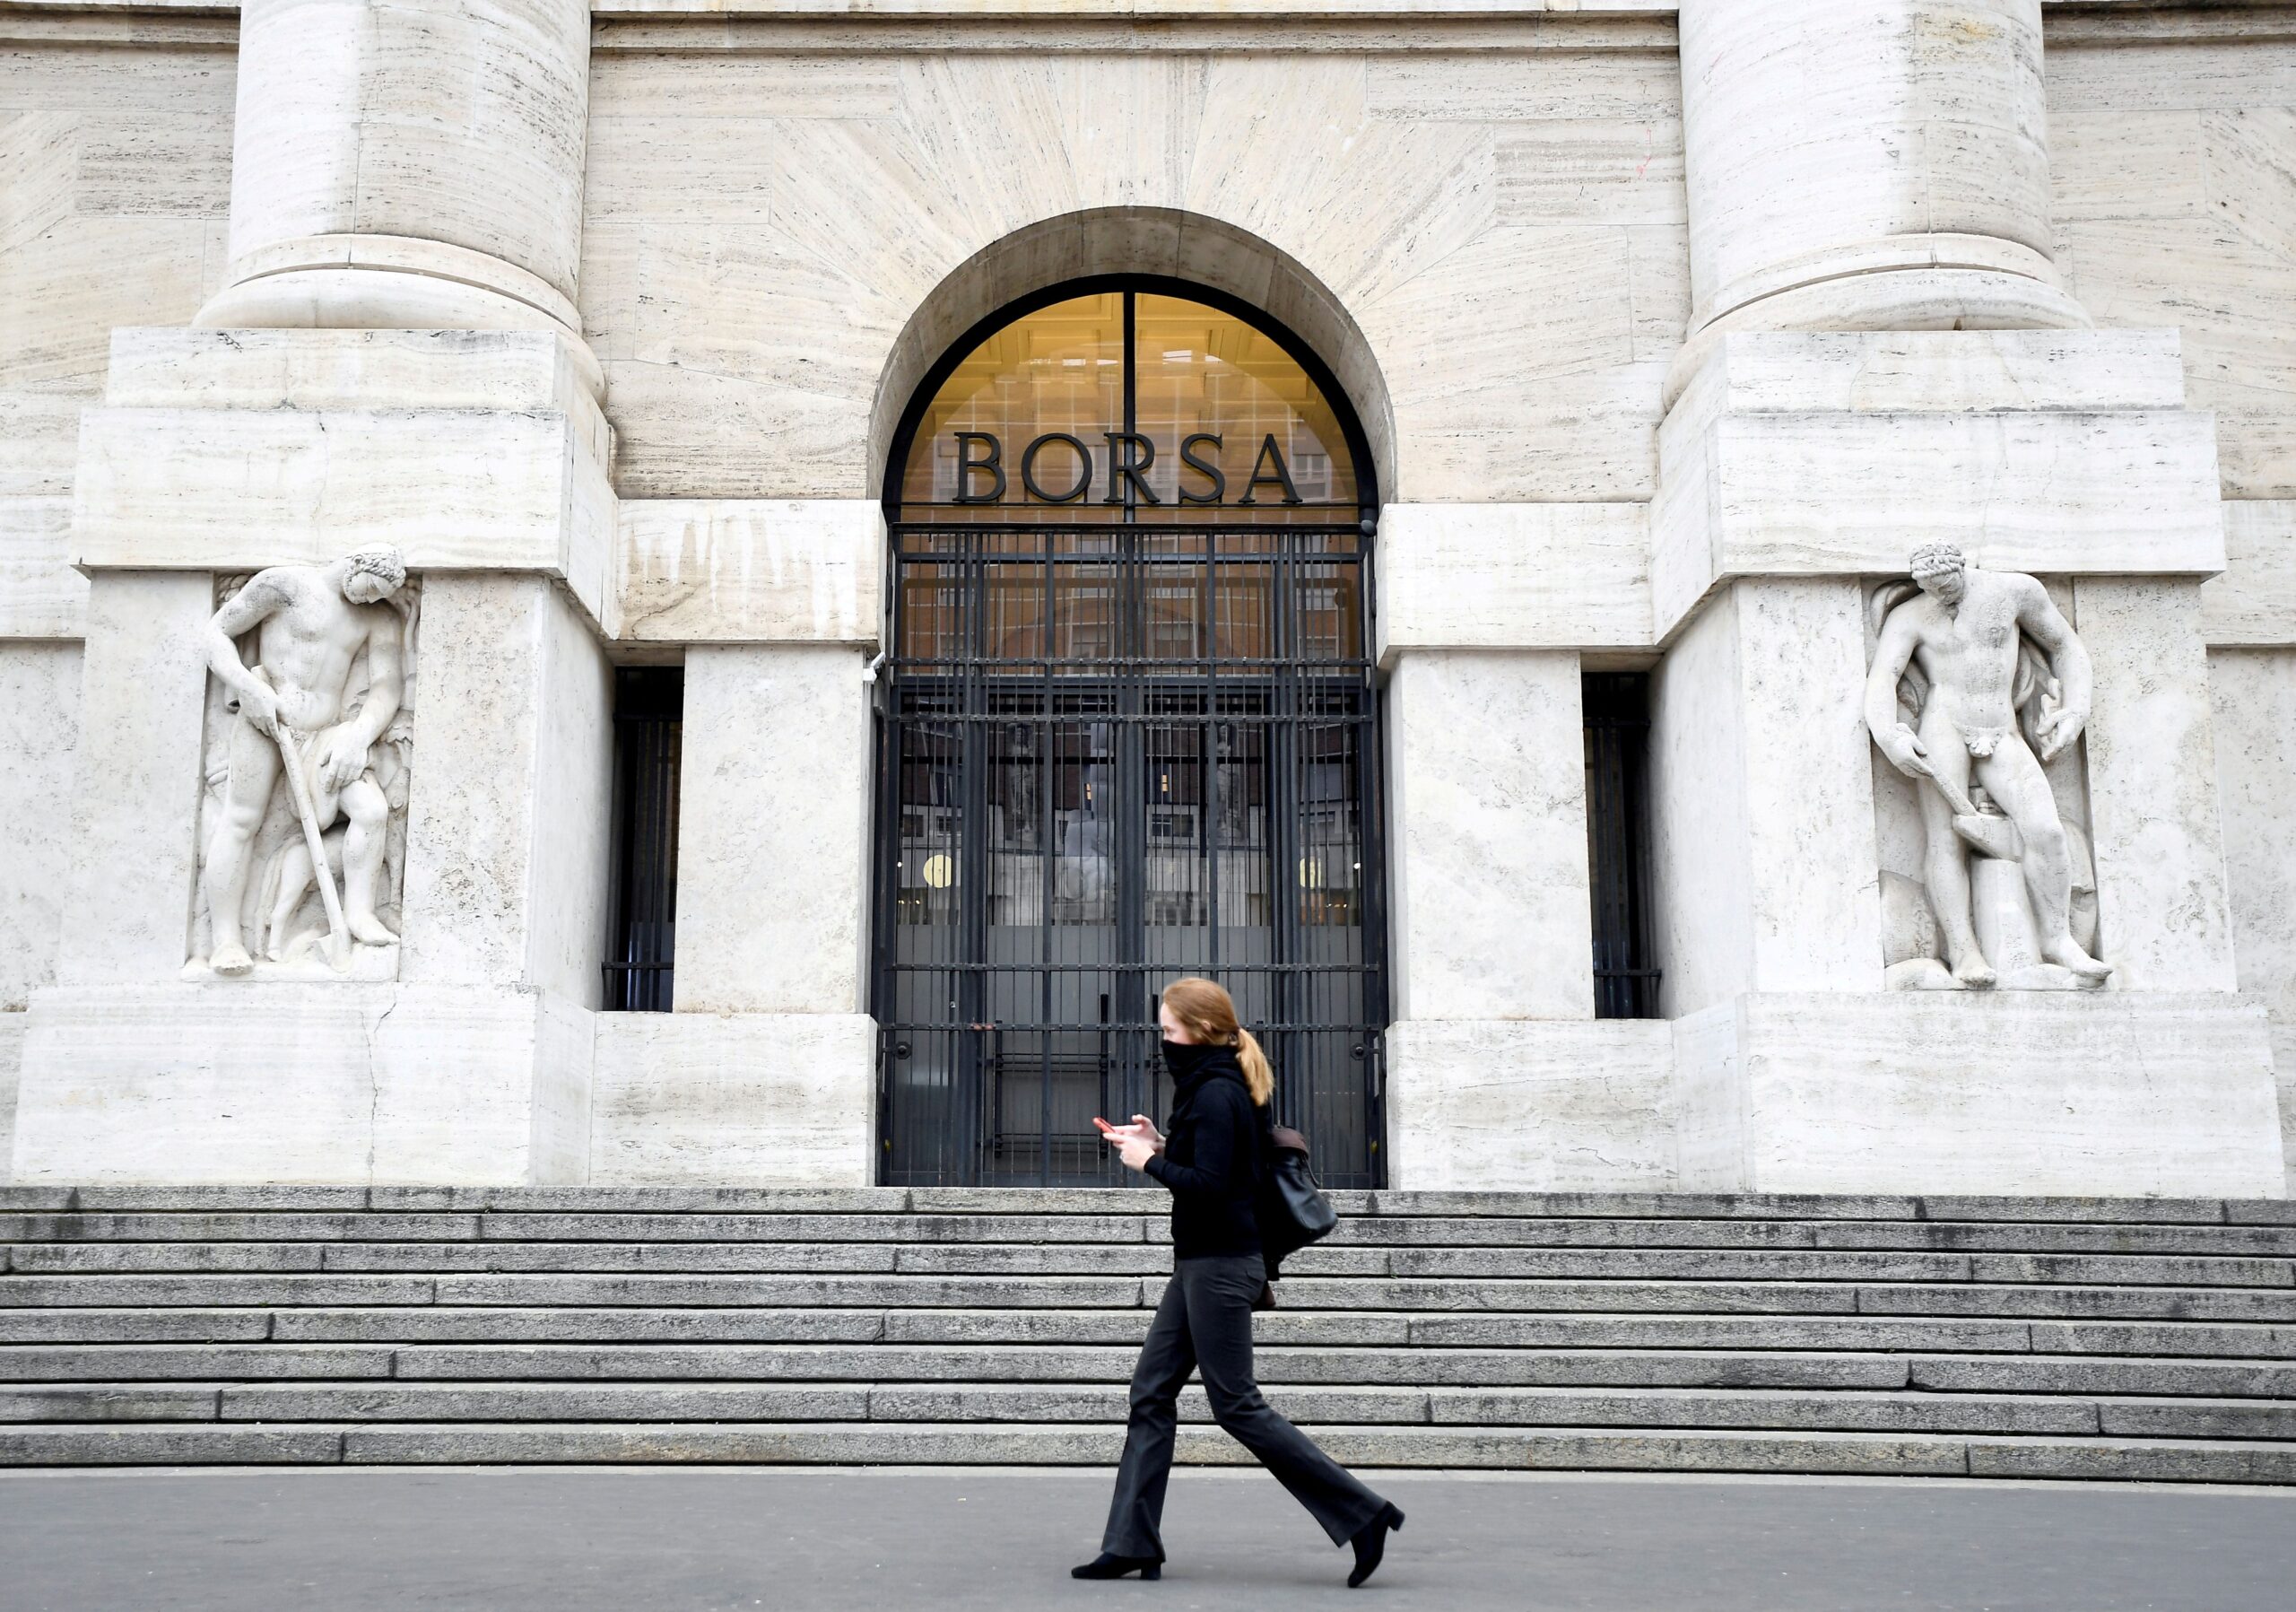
[196,0,596,393]
[13,0,613,1185]
[1672,0,2087,402]
[1656,3,2280,1196]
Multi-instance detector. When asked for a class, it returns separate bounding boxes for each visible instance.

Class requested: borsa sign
[950,431,1304,506]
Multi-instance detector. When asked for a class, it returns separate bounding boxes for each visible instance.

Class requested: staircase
[4,1185,2293,1481]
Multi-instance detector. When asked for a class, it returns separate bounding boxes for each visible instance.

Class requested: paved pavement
[2,1468,2291,1611]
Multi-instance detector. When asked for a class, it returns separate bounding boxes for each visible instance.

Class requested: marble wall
[0,641,79,1012]
[2047,29,2296,502]
[2212,648,2296,1194]
[578,28,1690,504]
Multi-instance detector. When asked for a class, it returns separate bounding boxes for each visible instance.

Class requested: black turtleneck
[1144,1041,1265,1259]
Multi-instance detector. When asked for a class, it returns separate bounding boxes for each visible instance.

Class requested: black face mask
[1161,1039,1221,1082]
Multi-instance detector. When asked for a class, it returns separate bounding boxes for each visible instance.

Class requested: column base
[12,983,594,1185]
[1676,992,2286,1198]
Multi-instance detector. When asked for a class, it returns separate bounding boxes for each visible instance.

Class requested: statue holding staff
[199,547,412,975]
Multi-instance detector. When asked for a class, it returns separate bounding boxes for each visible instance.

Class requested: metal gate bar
[874,523,1387,1189]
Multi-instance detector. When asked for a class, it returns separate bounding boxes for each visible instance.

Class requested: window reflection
[898,292,1358,520]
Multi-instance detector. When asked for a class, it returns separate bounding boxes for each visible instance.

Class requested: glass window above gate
[895,291,1361,520]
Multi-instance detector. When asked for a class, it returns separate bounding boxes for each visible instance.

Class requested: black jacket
[1144,1043,1265,1259]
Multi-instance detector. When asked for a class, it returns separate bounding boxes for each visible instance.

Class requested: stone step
[14,1211,2295,1257]
[13,1268,2290,1317]
[1,1419,2292,1480]
[0,1381,2191,1436]
[17,1238,2291,1288]
[10,1338,2296,1399]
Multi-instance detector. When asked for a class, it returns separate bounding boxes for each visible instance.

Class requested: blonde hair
[1161,977,1273,1107]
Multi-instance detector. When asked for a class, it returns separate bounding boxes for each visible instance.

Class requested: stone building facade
[1,0,2291,1198]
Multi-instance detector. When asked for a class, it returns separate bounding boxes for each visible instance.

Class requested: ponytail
[1235,1029,1274,1108]
[1161,976,1275,1108]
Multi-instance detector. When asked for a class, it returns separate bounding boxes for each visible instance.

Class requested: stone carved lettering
[1864,544,2110,991]
[188,548,417,980]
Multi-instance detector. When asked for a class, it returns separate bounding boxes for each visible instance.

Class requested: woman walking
[1073,977,1405,1588]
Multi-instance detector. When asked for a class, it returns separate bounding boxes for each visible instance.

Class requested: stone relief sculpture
[1864,543,2110,991]
[188,548,417,980]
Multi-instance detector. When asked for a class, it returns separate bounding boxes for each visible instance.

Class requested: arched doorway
[874,278,1387,1189]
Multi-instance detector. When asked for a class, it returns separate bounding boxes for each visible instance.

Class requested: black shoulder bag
[1253,1120,1338,1306]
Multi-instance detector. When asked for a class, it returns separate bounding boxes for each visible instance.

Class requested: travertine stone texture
[1374,504,1651,659]
[1,37,232,643]
[615,500,881,644]
[1674,0,2087,399]
[398,577,613,1008]
[1649,580,1885,1018]
[2047,37,2296,499]
[12,984,595,1185]
[0,487,85,640]
[2207,647,2296,1193]
[589,1012,876,1186]
[0,40,235,397]
[674,645,872,1015]
[0,1013,19,1186]
[0,642,80,1012]
[1387,650,1595,1022]
[1384,1018,1675,1191]
[199,0,594,354]
[53,573,211,985]
[2073,579,2238,992]
[2204,501,2296,648]
[1655,330,2227,640]
[1673,992,2285,1198]
[73,330,616,624]
[580,39,1688,501]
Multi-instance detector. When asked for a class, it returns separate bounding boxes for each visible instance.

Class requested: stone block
[0,1426,345,1464]
[0,1387,222,1424]
[671,645,871,1015]
[0,1311,271,1344]
[2203,502,2296,647]
[2206,646,2296,1195]
[613,500,881,643]
[11,983,599,1186]
[1649,579,1885,1016]
[1373,503,1651,658]
[0,495,85,639]
[1673,992,2286,1198]
[1967,1437,2296,1485]
[1655,331,2230,640]
[399,575,613,1010]
[2075,579,2239,990]
[1384,1019,1674,1191]
[588,1012,875,1188]
[71,329,615,623]
[0,1014,17,1187]
[0,1344,396,1382]
[1386,652,1596,1023]
[52,573,209,985]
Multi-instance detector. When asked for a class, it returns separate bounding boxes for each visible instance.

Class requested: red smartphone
[1092,1116,1116,1134]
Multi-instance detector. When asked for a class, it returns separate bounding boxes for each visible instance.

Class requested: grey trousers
[1100,1253,1387,1560]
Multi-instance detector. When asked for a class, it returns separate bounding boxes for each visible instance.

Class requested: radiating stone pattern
[578,44,1689,502]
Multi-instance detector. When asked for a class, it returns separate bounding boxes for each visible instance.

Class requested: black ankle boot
[1072,1552,1161,1581]
[1347,1503,1405,1588]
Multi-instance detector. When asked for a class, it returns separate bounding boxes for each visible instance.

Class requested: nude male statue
[201,548,410,975]
[1864,543,2111,988]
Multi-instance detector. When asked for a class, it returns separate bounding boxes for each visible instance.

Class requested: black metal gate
[872,521,1387,1188]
